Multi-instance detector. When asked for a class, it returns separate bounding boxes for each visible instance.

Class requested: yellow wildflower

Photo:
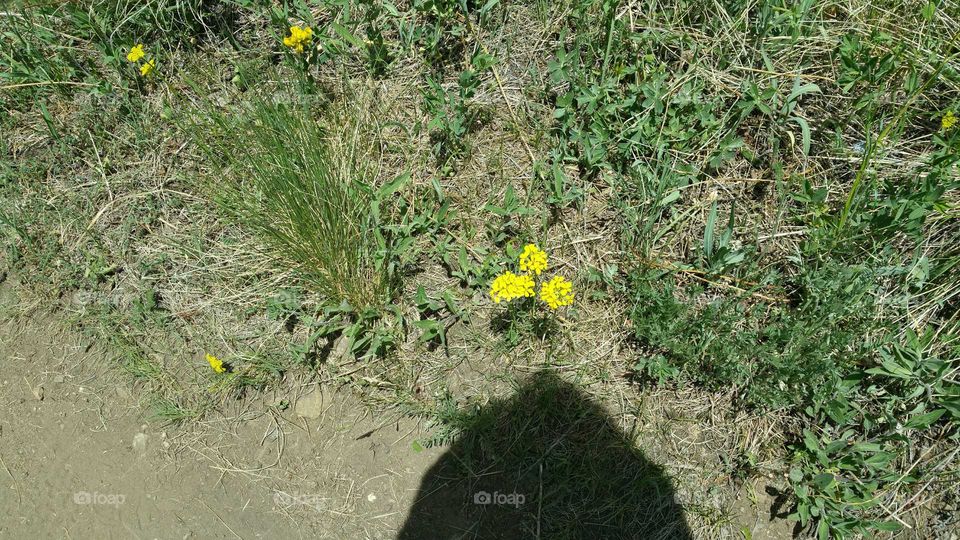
[943,111,957,131]
[518,244,548,275]
[539,276,574,310]
[126,44,145,63]
[283,25,313,54]
[490,271,536,304]
[206,353,227,374]
[139,58,156,77]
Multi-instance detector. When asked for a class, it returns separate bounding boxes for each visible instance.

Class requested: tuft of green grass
[149,397,202,423]
[190,100,392,312]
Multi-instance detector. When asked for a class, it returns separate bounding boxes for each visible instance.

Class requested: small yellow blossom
[126,44,145,63]
[539,276,574,310]
[490,271,536,304]
[519,244,548,275]
[139,58,156,77]
[283,25,313,54]
[943,111,957,131]
[206,353,227,374]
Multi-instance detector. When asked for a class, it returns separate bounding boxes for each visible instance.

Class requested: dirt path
[0,284,450,539]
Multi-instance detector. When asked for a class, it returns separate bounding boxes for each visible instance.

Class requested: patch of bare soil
[0,279,793,539]
[0,284,447,538]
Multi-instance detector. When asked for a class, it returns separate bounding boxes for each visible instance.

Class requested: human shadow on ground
[398,372,692,539]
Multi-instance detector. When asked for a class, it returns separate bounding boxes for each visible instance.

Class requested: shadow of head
[398,372,692,539]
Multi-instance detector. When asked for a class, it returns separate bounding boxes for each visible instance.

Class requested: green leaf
[904,409,946,429]
[938,396,960,419]
[851,442,883,453]
[478,0,500,17]
[863,452,896,468]
[797,502,810,524]
[378,172,410,198]
[411,439,424,452]
[787,82,822,105]
[414,319,445,346]
[871,520,903,532]
[457,247,470,274]
[658,189,681,207]
[783,79,822,115]
[442,290,461,316]
[803,429,820,452]
[485,204,508,216]
[812,473,836,490]
[789,467,804,483]
[704,201,718,257]
[415,285,428,307]
[788,116,812,155]
[382,1,401,17]
[331,22,365,49]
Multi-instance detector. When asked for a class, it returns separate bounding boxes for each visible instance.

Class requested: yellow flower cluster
[206,353,227,374]
[140,59,156,77]
[283,25,313,54]
[539,276,574,310]
[126,43,156,77]
[489,243,574,310]
[519,244,548,275]
[943,111,957,131]
[126,44,145,62]
[490,272,535,303]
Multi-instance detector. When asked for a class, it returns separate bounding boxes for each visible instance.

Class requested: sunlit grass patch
[190,99,392,312]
